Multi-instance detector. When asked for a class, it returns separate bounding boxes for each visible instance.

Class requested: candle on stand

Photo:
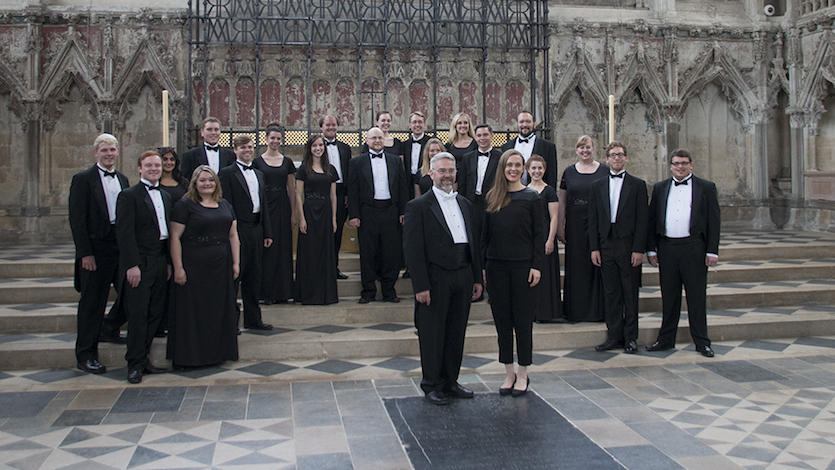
[162,90,169,147]
[608,94,614,144]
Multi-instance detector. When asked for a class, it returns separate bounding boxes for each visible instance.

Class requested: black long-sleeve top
[481,187,545,271]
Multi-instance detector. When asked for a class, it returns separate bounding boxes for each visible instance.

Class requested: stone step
[2,279,835,335]
[1,305,833,370]
[1,257,833,304]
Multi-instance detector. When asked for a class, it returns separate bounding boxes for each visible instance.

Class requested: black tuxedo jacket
[326,140,352,186]
[69,165,130,259]
[401,134,431,184]
[218,164,273,239]
[115,183,172,272]
[457,148,501,202]
[587,172,649,253]
[181,145,236,181]
[403,189,483,293]
[347,152,410,219]
[501,135,558,188]
[646,175,721,254]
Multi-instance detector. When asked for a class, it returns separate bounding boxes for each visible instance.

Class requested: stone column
[788,111,806,200]
[752,121,769,200]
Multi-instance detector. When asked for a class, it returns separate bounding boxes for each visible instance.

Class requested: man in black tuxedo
[402,111,430,195]
[181,117,236,179]
[115,151,172,383]
[501,111,558,187]
[347,127,409,303]
[320,114,352,280]
[404,152,483,405]
[646,148,721,358]
[69,134,131,374]
[219,135,274,331]
[458,124,501,241]
[588,142,648,354]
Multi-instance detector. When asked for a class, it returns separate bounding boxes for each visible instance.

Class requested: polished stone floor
[1,337,835,470]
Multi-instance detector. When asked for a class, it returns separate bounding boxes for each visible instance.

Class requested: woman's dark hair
[158,147,187,185]
[265,122,284,138]
[302,134,334,179]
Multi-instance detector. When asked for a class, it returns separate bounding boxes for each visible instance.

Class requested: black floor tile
[305,359,364,375]
[460,354,493,370]
[794,337,835,349]
[372,357,421,372]
[699,360,786,383]
[738,340,791,352]
[0,391,59,418]
[111,387,187,413]
[303,325,354,334]
[296,452,353,470]
[0,334,37,344]
[365,323,413,332]
[246,393,292,419]
[23,369,86,383]
[563,348,618,363]
[7,303,60,311]
[237,361,297,377]
[199,401,246,421]
[171,365,227,379]
[51,409,108,427]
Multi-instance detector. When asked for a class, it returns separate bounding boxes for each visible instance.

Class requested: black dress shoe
[144,364,169,374]
[77,359,107,374]
[595,339,625,351]
[512,377,530,397]
[499,374,516,396]
[402,269,411,279]
[645,341,674,352]
[698,345,715,358]
[358,297,373,304]
[444,383,474,398]
[383,296,400,303]
[425,390,448,405]
[246,322,273,330]
[624,341,638,354]
[99,331,127,344]
[336,269,349,280]
[127,369,142,384]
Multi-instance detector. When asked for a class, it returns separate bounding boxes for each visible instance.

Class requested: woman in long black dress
[294,135,339,305]
[169,166,240,368]
[526,155,565,323]
[482,150,544,397]
[557,135,608,322]
[156,147,189,337]
[252,123,296,303]
[445,112,478,167]
[415,138,446,196]
[360,111,402,155]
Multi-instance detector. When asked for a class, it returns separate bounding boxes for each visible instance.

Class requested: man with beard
[501,111,558,187]
[403,152,483,405]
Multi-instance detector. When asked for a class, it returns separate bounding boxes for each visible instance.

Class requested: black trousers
[358,204,401,300]
[656,238,711,349]
[334,184,348,266]
[600,237,640,343]
[417,265,473,394]
[237,221,265,327]
[486,259,535,366]
[75,235,126,362]
[123,253,167,371]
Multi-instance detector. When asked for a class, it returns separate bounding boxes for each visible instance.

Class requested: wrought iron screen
[187,0,549,148]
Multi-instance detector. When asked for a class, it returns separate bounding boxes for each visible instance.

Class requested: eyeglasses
[433,168,456,175]
[670,161,691,167]
[607,153,626,159]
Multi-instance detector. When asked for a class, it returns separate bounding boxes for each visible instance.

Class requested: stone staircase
[1,230,835,370]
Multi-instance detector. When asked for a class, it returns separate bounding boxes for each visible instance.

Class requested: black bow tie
[326,141,338,146]
[478,152,490,157]
[518,138,530,144]
[238,163,254,171]
[370,153,383,159]
[101,169,116,178]
[610,173,624,179]
[145,184,160,191]
[205,145,219,152]
[674,179,689,186]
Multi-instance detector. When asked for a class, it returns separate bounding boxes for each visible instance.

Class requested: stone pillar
[789,112,805,200]
[22,119,40,219]
[753,121,769,200]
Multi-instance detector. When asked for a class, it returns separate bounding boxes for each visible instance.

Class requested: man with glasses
[645,149,721,357]
[588,142,648,354]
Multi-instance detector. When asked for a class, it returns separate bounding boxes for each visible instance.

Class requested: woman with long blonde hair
[482,150,545,397]
[446,112,477,166]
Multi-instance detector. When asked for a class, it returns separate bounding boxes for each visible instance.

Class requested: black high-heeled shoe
[512,377,530,397]
[499,374,516,396]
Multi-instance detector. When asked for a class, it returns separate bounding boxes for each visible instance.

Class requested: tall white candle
[608,94,615,144]
[162,90,169,147]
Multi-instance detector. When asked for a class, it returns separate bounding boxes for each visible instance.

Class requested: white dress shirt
[665,176,692,238]
[237,161,261,213]
[475,147,492,196]
[410,134,424,175]
[432,186,468,244]
[514,135,536,184]
[369,152,391,200]
[609,171,625,224]
[325,139,344,183]
[205,144,220,173]
[97,164,122,224]
[140,178,169,240]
